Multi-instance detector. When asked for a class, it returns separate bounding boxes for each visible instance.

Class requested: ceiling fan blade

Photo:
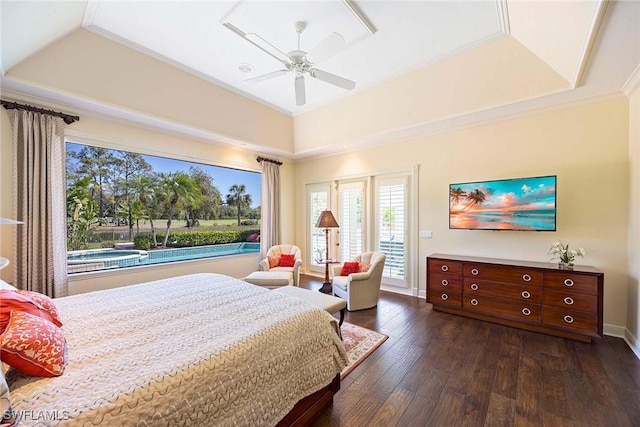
[222,23,291,65]
[295,75,306,106]
[306,32,345,64]
[309,68,356,90]
[245,69,288,83]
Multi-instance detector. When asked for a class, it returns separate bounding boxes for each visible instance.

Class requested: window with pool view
[65,142,261,273]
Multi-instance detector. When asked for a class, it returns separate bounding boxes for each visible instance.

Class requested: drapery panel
[10,109,68,297]
[259,159,280,257]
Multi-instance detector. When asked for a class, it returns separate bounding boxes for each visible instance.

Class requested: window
[307,183,331,266]
[376,176,408,288]
[65,142,261,273]
[338,181,365,262]
[305,167,416,293]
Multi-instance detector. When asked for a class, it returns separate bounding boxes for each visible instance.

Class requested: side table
[318,259,340,294]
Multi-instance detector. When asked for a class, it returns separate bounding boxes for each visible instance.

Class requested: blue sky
[67,143,261,207]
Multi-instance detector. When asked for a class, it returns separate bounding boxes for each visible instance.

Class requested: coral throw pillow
[279,254,295,267]
[341,262,360,276]
[0,310,67,377]
[0,290,62,334]
[268,256,280,268]
[16,290,62,327]
[359,263,371,273]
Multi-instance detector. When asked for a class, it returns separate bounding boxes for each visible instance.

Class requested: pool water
[67,242,260,273]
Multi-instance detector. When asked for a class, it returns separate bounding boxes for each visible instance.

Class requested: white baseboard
[603,323,626,338]
[624,329,640,360]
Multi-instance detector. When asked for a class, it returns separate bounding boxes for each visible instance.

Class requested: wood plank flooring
[297,275,640,426]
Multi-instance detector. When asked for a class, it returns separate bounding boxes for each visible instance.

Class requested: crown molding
[622,63,640,97]
[573,0,610,88]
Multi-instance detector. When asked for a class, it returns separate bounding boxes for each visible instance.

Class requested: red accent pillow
[268,255,280,268]
[279,254,295,267]
[16,290,62,327]
[0,310,67,377]
[0,290,62,334]
[341,262,360,276]
[359,263,371,273]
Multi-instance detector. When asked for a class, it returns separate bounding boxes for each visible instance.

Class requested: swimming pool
[67,243,260,273]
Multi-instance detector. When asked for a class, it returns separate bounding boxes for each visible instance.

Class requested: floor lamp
[315,210,339,294]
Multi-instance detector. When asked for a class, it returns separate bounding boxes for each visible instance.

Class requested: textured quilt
[5,273,349,426]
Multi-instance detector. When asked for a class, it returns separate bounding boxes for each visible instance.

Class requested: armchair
[258,244,303,287]
[331,252,386,311]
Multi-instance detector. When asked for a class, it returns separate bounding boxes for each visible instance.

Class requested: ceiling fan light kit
[222,19,358,106]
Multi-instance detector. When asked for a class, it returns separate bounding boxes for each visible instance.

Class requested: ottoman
[273,286,347,327]
[243,271,293,289]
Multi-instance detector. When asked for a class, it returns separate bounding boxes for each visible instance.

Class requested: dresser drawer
[543,307,597,333]
[430,273,462,292]
[463,263,542,286]
[464,278,542,303]
[428,258,463,276]
[543,272,598,295]
[463,295,541,322]
[543,290,597,313]
[428,290,462,307]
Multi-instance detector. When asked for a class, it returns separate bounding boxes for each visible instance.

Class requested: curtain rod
[1,100,80,124]
[256,156,283,166]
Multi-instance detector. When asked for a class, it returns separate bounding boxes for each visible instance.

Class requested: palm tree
[449,187,467,211]
[160,172,202,247]
[134,175,160,247]
[226,184,252,226]
[465,188,486,210]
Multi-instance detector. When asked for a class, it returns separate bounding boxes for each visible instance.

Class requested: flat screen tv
[449,175,556,231]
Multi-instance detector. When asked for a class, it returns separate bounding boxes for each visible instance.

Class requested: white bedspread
[6,273,348,426]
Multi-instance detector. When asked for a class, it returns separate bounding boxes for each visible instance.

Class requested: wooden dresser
[426,254,603,342]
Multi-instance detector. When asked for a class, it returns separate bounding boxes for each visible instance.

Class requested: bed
[3,273,349,426]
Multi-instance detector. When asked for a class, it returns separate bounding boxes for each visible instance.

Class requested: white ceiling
[0,0,639,152]
[0,0,592,115]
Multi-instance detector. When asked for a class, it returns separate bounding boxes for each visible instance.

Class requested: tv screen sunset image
[449,176,556,231]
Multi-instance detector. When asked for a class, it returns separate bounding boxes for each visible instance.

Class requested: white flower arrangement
[548,241,585,266]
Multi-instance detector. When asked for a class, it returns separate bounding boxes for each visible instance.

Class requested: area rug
[340,322,388,379]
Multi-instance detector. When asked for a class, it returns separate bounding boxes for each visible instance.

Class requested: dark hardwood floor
[298,275,640,426]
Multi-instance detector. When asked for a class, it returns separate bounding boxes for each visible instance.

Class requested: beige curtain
[10,110,68,297]
[259,159,281,257]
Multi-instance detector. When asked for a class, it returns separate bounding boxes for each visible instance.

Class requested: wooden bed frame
[277,374,340,426]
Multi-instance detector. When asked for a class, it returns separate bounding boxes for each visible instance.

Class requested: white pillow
[0,279,16,291]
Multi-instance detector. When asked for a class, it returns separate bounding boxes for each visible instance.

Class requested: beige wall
[628,80,640,346]
[294,97,630,332]
[0,107,296,291]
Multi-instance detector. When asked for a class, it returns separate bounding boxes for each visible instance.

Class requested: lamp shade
[315,210,339,228]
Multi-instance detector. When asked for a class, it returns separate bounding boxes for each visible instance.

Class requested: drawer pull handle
[470,283,479,291]
[522,308,531,316]
[441,293,449,301]
[441,279,448,286]
[470,298,478,306]
[522,274,532,282]
[471,268,479,276]
[564,315,574,324]
[564,278,574,287]
[522,291,531,299]
[441,265,449,272]
[564,296,574,305]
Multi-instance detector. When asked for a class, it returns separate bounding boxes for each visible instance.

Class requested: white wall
[294,96,630,332]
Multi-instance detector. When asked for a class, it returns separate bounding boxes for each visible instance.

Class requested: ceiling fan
[223,21,356,106]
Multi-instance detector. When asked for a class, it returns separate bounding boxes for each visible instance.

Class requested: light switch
[420,230,432,238]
